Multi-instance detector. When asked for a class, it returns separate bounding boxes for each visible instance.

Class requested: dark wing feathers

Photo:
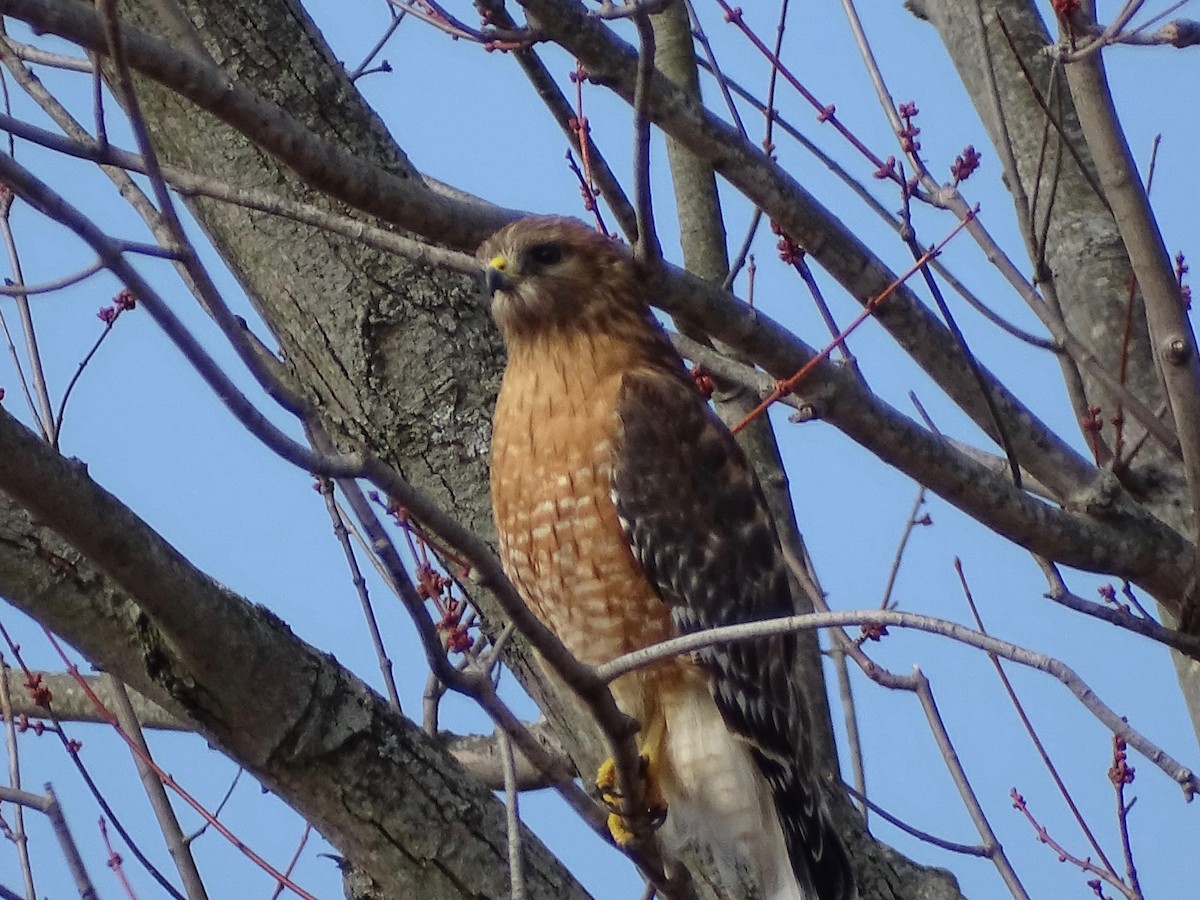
[612,370,853,900]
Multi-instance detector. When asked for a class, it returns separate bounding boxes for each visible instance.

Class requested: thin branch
[267,824,311,900]
[840,781,988,857]
[106,675,210,900]
[956,560,1120,881]
[52,298,130,449]
[912,669,1030,898]
[0,257,105,295]
[631,10,661,266]
[0,193,53,439]
[0,660,34,900]
[1036,559,1200,658]
[878,487,928,610]
[0,785,96,899]
[186,768,243,845]
[1117,17,1200,47]
[347,9,405,81]
[681,0,747,138]
[831,644,866,820]
[1109,736,1142,899]
[792,254,853,363]
[1,38,90,70]
[1009,790,1135,898]
[498,729,528,900]
[594,607,1199,798]
[314,472,402,710]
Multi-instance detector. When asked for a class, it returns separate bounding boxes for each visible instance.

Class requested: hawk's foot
[595,753,668,846]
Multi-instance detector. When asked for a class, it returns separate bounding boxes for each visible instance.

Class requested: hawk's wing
[612,368,852,900]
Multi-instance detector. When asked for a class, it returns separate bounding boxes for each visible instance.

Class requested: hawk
[481,216,853,900]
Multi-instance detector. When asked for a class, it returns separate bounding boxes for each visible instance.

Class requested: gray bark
[0,406,589,900]
[0,0,1195,897]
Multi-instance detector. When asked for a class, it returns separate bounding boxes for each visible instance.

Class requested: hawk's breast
[490,339,677,673]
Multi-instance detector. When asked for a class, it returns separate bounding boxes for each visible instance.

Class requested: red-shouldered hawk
[481,216,853,900]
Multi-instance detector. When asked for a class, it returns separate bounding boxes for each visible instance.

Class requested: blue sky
[2,2,1198,898]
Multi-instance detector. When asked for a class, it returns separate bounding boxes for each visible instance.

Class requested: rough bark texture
[118,0,499,535]
[0,410,589,900]
[0,0,601,893]
[1,0,1196,897]
[115,0,614,820]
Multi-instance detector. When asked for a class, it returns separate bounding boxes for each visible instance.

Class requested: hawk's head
[477,216,642,342]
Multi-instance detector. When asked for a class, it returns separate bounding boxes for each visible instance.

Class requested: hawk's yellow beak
[485,255,513,294]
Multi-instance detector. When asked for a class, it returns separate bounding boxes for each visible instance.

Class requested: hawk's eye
[527,243,564,267]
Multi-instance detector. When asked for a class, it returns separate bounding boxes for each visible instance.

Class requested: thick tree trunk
[9,0,1189,896]
[0,411,589,900]
[114,0,614,814]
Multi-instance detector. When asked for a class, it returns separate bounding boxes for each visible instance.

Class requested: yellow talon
[606,810,638,846]
[595,751,668,846]
[596,755,618,799]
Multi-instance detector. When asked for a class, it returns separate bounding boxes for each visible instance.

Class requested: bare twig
[1010,790,1135,898]
[1036,560,1200,659]
[878,487,929,610]
[0,784,95,899]
[840,781,988,857]
[99,816,137,899]
[497,729,528,900]
[186,769,244,845]
[314,473,402,710]
[0,782,94,900]
[52,293,133,448]
[912,669,1030,898]
[1108,736,1142,899]
[1,38,90,70]
[0,660,34,900]
[631,10,662,266]
[956,560,1120,881]
[595,608,1199,798]
[267,824,312,900]
[0,191,53,439]
[107,675,210,900]
[347,9,405,81]
[830,644,866,820]
[0,257,106,295]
